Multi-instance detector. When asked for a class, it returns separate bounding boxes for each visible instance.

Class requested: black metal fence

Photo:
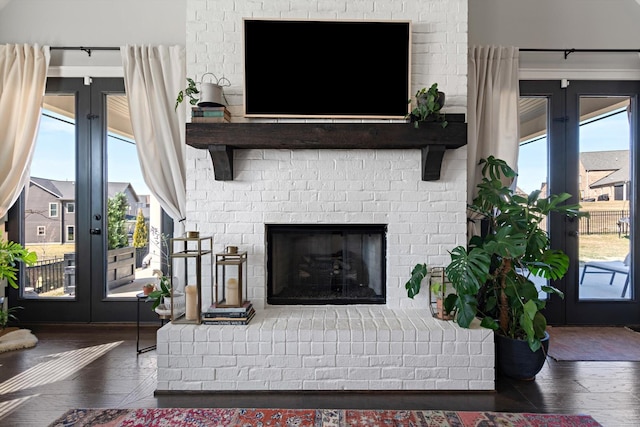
[25,257,66,294]
[579,210,630,235]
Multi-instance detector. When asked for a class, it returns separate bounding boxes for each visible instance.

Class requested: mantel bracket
[421,145,447,181]
[207,145,234,180]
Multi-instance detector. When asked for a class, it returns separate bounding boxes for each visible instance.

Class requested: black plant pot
[496,331,549,380]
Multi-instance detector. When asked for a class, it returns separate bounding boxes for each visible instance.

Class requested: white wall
[470,0,640,48]
[469,0,640,75]
[0,0,186,69]
[2,0,638,71]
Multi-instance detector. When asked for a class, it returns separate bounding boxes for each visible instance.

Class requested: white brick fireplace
[156,0,495,392]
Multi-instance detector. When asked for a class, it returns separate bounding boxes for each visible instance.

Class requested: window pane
[518,96,549,300]
[105,95,153,298]
[578,97,631,300]
[24,95,76,299]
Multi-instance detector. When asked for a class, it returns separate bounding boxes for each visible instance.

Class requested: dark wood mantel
[186,114,467,181]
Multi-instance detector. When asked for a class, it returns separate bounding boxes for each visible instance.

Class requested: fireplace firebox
[266,224,386,305]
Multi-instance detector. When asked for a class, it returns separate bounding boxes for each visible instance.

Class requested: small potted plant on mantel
[406,83,447,128]
[175,78,200,110]
[175,74,231,110]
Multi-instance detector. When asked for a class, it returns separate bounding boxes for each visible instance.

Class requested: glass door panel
[518,96,550,300]
[10,78,161,323]
[577,96,631,301]
[105,95,152,299]
[520,80,640,326]
[22,95,77,300]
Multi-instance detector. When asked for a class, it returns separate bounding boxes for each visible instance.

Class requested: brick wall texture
[157,0,488,393]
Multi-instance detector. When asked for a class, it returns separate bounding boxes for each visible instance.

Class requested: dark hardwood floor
[0,324,638,426]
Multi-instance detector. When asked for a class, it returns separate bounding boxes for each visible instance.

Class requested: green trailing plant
[175,77,200,110]
[132,208,148,249]
[0,238,37,289]
[440,156,588,352]
[407,83,447,128]
[107,192,129,250]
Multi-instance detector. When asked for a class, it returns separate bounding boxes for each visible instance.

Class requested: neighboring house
[137,194,151,220]
[25,177,77,246]
[25,177,141,245]
[107,181,140,220]
[579,150,630,201]
[107,182,142,238]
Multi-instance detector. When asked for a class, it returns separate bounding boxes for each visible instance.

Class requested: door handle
[90,228,102,235]
[568,231,579,237]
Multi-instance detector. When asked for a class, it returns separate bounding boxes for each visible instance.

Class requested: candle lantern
[170,235,213,324]
[215,250,247,308]
[428,267,454,320]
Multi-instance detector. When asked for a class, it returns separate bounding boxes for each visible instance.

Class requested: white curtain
[0,44,50,219]
[467,46,520,205]
[120,45,187,234]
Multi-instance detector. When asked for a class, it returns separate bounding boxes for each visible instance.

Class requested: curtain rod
[50,46,120,57]
[520,48,640,60]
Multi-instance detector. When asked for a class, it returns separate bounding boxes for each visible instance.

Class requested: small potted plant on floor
[0,296,22,337]
[0,238,36,336]
[0,237,37,290]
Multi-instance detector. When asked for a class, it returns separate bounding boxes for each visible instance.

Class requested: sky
[31,111,150,196]
[517,108,630,194]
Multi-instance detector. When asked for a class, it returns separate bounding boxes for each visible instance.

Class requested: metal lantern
[170,235,213,324]
[429,267,454,320]
[215,249,247,308]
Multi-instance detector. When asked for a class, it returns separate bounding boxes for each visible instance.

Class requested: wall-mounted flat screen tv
[243,19,411,119]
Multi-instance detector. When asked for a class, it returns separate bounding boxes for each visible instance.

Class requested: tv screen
[243,19,411,119]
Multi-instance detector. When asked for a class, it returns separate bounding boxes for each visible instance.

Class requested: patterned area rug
[49,408,603,427]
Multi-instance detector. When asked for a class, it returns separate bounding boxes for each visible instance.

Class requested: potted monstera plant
[443,156,586,379]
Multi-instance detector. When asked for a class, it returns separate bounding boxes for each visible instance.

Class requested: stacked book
[202,301,254,325]
[191,106,230,123]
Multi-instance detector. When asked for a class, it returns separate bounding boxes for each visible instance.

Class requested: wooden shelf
[186,114,467,181]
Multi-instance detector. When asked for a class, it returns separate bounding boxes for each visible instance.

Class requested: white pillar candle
[185,285,198,321]
[226,278,239,306]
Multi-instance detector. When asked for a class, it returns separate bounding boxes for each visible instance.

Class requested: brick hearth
[157,307,494,391]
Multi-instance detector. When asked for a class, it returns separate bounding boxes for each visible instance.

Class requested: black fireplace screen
[266,224,386,305]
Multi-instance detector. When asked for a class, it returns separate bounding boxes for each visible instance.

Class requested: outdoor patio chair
[617,217,630,238]
[580,253,631,298]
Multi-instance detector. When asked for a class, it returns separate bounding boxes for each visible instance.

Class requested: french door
[7,78,159,323]
[519,80,640,325]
